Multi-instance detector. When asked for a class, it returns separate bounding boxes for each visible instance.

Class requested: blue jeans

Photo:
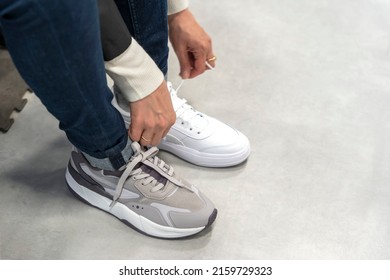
[114,0,169,76]
[0,0,168,168]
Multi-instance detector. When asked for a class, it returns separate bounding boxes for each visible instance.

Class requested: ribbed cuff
[167,0,189,15]
[83,138,133,171]
[104,39,164,102]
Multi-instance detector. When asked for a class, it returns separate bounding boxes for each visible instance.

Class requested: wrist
[168,8,188,25]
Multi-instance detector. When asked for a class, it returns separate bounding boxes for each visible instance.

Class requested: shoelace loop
[109,143,192,208]
[168,82,208,133]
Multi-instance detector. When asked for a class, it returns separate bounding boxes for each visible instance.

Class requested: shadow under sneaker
[65,142,217,239]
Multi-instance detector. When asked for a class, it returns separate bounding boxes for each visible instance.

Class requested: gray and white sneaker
[65,142,217,239]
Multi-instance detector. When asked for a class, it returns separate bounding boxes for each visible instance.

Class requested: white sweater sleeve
[104,1,189,103]
[104,39,164,102]
[167,0,189,15]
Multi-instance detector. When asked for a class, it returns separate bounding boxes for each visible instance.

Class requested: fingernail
[180,71,190,79]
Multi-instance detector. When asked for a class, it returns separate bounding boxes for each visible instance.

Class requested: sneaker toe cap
[168,191,217,229]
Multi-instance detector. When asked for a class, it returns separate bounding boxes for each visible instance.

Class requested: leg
[113,0,169,75]
[0,24,5,47]
[0,0,218,239]
[0,0,129,169]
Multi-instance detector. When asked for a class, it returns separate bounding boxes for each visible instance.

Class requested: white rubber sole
[65,168,205,239]
[158,141,251,167]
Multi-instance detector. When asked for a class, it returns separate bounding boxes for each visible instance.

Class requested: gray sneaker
[65,142,217,239]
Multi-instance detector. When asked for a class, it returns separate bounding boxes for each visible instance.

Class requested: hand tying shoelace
[110,142,193,207]
[111,79,250,168]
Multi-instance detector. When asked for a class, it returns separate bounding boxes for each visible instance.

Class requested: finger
[190,52,207,78]
[140,131,154,147]
[205,61,215,71]
[129,120,143,142]
[150,130,164,146]
[161,125,171,139]
[176,48,193,79]
[206,54,216,69]
[159,126,171,145]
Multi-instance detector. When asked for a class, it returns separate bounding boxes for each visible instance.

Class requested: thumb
[176,49,192,79]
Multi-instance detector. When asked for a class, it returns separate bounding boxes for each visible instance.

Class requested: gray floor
[1,0,390,259]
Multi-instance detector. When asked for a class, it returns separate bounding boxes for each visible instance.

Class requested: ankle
[82,139,133,171]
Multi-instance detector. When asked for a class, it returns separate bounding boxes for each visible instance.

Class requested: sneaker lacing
[110,142,193,207]
[168,82,208,134]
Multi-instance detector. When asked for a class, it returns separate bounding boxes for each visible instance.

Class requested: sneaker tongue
[180,106,208,131]
[140,164,168,185]
[168,82,208,131]
[171,94,208,131]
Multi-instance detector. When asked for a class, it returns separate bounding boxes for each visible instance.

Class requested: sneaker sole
[158,141,251,167]
[65,168,216,239]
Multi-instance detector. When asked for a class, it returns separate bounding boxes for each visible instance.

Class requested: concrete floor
[1,0,390,259]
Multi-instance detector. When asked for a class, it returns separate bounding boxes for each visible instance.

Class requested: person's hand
[168,9,216,79]
[129,80,176,146]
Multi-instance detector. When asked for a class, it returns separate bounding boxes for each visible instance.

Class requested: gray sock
[82,138,133,171]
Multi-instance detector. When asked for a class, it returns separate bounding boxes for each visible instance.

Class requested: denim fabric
[0,0,128,166]
[114,0,169,76]
[0,24,5,47]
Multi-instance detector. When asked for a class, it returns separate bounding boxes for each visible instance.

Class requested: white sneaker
[112,82,250,167]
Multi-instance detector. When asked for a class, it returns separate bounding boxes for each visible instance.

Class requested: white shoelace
[109,143,192,207]
[168,82,208,133]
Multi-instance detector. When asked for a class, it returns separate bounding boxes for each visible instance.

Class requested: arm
[98,0,175,146]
